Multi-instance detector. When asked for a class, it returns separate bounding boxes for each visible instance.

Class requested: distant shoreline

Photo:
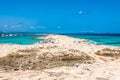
[0,33,120,46]
[0,33,120,36]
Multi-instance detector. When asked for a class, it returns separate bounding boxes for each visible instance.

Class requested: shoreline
[0,34,120,80]
[0,34,120,47]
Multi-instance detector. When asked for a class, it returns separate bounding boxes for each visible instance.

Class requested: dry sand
[0,34,120,80]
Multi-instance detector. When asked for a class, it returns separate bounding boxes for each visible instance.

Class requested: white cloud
[3,25,8,27]
[11,25,23,29]
[3,25,9,29]
[79,10,83,14]
[29,26,46,29]
[1,24,47,32]
[1,24,24,32]
[78,10,87,15]
[38,26,46,29]
[57,26,62,29]
[30,26,34,29]
[17,24,22,27]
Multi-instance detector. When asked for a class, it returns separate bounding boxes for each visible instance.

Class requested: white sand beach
[0,34,120,80]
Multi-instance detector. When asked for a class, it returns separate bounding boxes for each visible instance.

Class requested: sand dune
[0,34,120,80]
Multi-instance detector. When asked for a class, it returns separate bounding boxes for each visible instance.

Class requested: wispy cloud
[30,26,34,29]
[1,24,25,32]
[57,26,62,29]
[3,25,9,29]
[3,25,8,27]
[79,10,83,14]
[30,26,46,29]
[78,10,87,15]
[0,24,47,32]
[37,26,46,29]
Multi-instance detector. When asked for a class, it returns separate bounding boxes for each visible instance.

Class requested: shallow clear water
[0,34,120,46]
[0,35,44,45]
[68,35,120,46]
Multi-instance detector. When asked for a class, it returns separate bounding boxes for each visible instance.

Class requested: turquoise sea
[0,34,120,46]
[69,34,120,46]
[0,35,44,45]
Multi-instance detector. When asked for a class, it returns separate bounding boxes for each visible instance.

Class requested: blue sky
[0,0,120,33]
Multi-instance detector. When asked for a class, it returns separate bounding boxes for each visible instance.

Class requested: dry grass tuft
[96,48,120,57]
[0,48,94,71]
